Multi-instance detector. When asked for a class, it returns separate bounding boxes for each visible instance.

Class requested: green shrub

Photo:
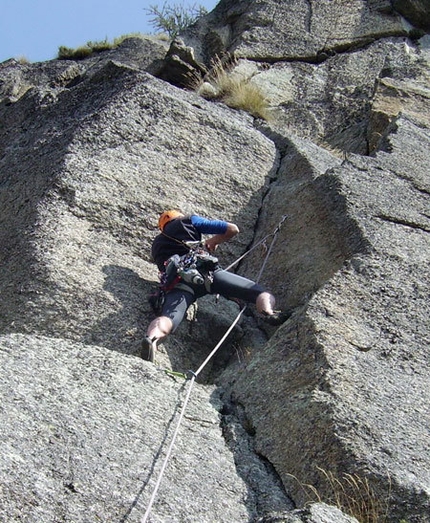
[145,2,207,39]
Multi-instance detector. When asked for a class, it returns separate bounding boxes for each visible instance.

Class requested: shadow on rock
[94,265,260,382]
[83,265,157,356]
[158,295,250,383]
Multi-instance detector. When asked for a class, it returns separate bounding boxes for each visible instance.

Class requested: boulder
[184,0,407,62]
[148,37,207,88]
[0,333,293,522]
[231,116,430,522]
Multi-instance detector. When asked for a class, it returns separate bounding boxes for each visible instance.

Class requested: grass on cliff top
[57,33,168,60]
[57,2,206,59]
[193,55,272,121]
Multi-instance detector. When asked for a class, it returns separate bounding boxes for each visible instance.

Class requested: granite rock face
[233,116,430,522]
[0,1,429,522]
[0,58,275,357]
[185,0,407,61]
[0,333,293,522]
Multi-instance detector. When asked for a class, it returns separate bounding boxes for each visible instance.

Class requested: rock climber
[141,210,291,361]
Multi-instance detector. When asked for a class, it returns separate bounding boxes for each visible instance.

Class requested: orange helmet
[158,210,183,231]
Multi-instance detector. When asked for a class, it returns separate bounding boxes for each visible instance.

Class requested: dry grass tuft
[287,467,391,523]
[193,55,272,121]
[222,79,271,119]
[318,467,390,523]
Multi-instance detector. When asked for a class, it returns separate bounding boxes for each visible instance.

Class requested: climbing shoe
[141,336,157,362]
[262,309,292,326]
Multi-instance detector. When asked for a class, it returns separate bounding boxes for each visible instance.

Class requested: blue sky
[0,0,218,63]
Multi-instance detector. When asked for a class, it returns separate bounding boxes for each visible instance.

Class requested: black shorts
[161,269,265,332]
[160,287,194,333]
[211,269,265,303]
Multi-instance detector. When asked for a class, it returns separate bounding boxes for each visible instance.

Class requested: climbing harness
[141,215,287,522]
[162,242,219,290]
[148,241,220,314]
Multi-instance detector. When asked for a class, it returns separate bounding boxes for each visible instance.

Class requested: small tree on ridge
[145,2,208,38]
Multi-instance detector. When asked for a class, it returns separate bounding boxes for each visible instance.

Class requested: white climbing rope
[224,215,288,275]
[141,215,287,522]
[255,215,287,284]
[141,306,246,523]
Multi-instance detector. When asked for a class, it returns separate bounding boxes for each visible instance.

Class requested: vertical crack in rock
[217,392,296,520]
[304,0,313,34]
